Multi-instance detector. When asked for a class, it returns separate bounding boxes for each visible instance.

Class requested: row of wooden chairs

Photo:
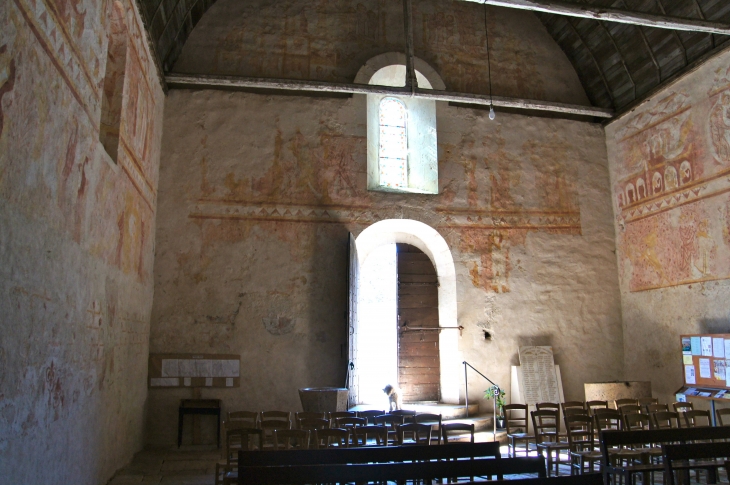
[504,400,727,477]
[225,409,451,445]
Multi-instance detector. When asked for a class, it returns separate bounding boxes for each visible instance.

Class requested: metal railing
[463,361,501,442]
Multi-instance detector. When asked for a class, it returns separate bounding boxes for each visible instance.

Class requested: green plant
[484,387,506,416]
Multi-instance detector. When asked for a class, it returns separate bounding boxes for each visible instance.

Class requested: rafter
[165,73,614,118]
[460,0,730,35]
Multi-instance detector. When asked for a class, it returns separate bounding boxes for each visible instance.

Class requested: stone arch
[354,52,446,90]
[355,219,459,404]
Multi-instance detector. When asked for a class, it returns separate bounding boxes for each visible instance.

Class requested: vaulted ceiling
[137,0,730,115]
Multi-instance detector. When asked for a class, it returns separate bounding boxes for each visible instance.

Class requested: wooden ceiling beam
[165,73,614,118]
[462,0,730,35]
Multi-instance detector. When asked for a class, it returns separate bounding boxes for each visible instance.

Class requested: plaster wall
[150,88,623,446]
[0,0,163,482]
[171,0,590,106]
[606,48,730,407]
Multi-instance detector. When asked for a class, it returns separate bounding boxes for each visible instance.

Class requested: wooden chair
[329,411,356,427]
[646,403,669,415]
[593,408,621,448]
[716,408,730,426]
[414,413,443,445]
[618,404,642,417]
[565,414,601,475]
[652,411,681,429]
[673,401,693,426]
[261,410,291,424]
[537,402,561,410]
[562,401,585,414]
[532,409,569,477]
[295,411,326,428]
[227,411,259,428]
[260,414,291,448]
[504,403,534,458]
[623,412,650,431]
[396,423,432,445]
[216,428,263,485]
[273,429,310,450]
[298,418,329,430]
[351,425,388,446]
[390,409,418,423]
[684,409,712,428]
[614,398,639,409]
[373,414,405,444]
[334,416,366,429]
[297,418,329,447]
[357,409,385,423]
[638,397,658,407]
[313,428,349,448]
[585,400,608,416]
[441,422,475,443]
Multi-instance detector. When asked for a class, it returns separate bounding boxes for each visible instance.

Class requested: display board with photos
[680,334,730,399]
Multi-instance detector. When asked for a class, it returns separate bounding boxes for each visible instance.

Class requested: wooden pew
[462,474,603,485]
[238,456,546,484]
[663,442,730,485]
[600,427,730,485]
[238,441,500,467]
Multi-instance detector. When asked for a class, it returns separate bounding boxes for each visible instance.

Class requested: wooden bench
[467,473,603,485]
[238,440,500,466]
[600,427,730,485]
[238,456,546,484]
[663,442,730,485]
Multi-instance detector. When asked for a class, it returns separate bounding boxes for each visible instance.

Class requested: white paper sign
[699,358,711,378]
[205,377,213,386]
[701,337,713,356]
[226,378,234,387]
[685,365,696,384]
[150,378,179,387]
[714,338,725,358]
[161,359,179,377]
[183,377,191,386]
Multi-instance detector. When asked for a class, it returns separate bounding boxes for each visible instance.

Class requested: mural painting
[612,84,730,292]
[0,0,162,479]
[187,108,582,294]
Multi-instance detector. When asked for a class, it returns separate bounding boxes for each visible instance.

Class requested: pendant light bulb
[489,105,495,120]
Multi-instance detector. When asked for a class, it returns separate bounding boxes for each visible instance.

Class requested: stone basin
[298,387,349,413]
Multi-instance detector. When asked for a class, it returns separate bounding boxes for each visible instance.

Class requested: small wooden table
[177,399,221,448]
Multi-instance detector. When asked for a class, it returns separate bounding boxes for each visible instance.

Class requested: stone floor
[106,446,221,485]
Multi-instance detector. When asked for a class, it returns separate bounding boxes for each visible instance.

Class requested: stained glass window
[378,98,408,188]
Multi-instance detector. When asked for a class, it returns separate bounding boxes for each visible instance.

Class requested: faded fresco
[0,0,162,482]
[173,0,589,106]
[611,66,730,292]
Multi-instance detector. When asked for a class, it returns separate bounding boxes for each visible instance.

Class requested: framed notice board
[679,334,730,398]
[148,353,240,388]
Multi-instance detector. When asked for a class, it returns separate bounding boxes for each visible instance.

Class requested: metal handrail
[463,361,501,442]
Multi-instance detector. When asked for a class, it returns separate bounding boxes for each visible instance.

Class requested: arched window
[378,98,408,189]
[363,62,439,194]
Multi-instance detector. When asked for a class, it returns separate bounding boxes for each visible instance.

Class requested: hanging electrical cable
[484,2,495,120]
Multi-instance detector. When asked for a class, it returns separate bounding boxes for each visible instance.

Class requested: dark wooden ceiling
[534,0,730,112]
[138,0,730,114]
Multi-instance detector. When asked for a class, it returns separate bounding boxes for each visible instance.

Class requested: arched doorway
[349,219,459,405]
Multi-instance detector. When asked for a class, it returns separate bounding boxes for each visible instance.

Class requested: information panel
[518,346,560,405]
[148,353,240,388]
[680,334,730,396]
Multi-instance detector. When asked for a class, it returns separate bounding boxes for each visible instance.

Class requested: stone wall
[150,84,623,444]
[606,48,730,407]
[172,0,590,106]
[0,0,163,482]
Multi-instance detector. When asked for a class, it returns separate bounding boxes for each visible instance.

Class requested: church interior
[2,0,730,483]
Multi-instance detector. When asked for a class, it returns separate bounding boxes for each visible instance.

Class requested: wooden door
[347,233,359,406]
[397,244,440,402]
